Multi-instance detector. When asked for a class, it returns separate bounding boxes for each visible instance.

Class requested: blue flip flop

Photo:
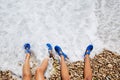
[84,44,93,56]
[24,43,31,54]
[54,45,68,59]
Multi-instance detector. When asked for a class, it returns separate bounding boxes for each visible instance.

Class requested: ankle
[25,54,30,59]
[61,55,64,59]
[85,54,89,58]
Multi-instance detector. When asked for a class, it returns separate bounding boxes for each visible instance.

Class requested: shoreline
[0,49,120,80]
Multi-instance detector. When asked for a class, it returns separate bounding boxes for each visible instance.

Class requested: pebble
[107,64,113,68]
[0,50,120,80]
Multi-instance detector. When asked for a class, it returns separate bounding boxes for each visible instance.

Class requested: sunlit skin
[23,52,92,80]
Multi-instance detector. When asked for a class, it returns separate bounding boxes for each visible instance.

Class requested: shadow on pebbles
[0,50,120,80]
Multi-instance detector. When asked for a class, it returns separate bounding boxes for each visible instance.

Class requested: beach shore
[0,49,120,80]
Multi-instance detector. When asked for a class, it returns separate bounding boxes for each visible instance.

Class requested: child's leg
[60,55,70,80]
[84,54,92,80]
[35,57,49,80]
[23,54,31,80]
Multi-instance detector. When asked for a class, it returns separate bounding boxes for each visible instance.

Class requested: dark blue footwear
[46,43,52,51]
[54,45,68,59]
[24,43,31,53]
[46,43,54,58]
[84,44,93,56]
[54,45,62,56]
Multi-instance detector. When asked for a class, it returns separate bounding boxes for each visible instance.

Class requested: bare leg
[60,55,70,80]
[35,57,49,80]
[84,54,92,80]
[23,54,31,80]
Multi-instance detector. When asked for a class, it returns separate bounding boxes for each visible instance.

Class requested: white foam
[0,0,120,78]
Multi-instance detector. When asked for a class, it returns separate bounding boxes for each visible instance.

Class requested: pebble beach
[0,0,120,80]
[0,49,120,80]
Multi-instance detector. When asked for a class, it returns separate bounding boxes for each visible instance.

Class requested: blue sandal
[84,44,93,56]
[54,45,68,59]
[24,43,31,54]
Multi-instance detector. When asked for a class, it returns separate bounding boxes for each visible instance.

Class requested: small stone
[0,49,119,80]
[107,64,113,68]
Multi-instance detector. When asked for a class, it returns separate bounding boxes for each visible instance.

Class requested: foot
[84,44,93,56]
[54,45,68,59]
[46,43,54,58]
[24,43,31,54]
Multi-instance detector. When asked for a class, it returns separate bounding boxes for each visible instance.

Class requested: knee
[36,67,44,74]
[23,73,31,78]
[64,77,70,80]
[62,76,70,80]
[84,76,92,80]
